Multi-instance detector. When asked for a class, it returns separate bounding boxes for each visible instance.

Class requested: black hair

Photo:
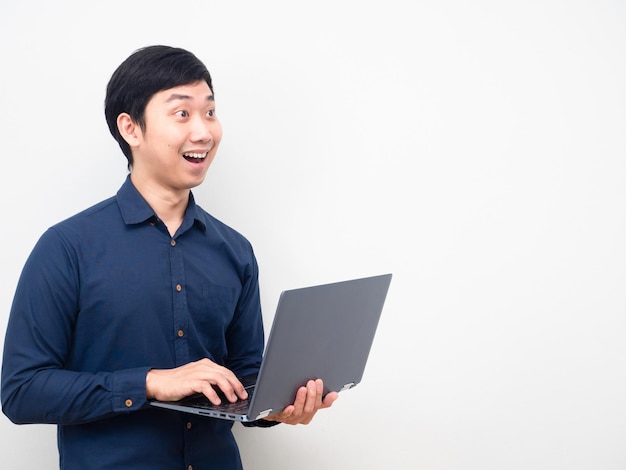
[104,45,214,168]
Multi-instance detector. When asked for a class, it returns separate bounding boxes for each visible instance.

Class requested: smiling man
[1,45,336,470]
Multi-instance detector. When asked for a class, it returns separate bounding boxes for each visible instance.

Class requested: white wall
[1,1,625,468]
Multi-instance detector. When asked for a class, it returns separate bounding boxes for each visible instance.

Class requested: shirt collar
[116,175,207,233]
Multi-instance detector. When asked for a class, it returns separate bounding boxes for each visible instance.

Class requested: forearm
[1,366,150,425]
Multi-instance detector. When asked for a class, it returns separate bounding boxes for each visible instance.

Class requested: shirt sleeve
[225,250,281,430]
[1,228,149,425]
[223,245,265,378]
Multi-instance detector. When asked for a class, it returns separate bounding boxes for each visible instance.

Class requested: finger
[200,383,223,405]
[264,381,328,425]
[322,391,339,408]
[314,379,324,406]
[233,377,249,400]
[192,361,246,403]
[302,380,319,416]
[263,404,295,423]
[292,385,309,409]
[212,374,248,403]
[281,387,308,423]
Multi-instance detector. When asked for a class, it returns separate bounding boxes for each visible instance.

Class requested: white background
[1,1,626,469]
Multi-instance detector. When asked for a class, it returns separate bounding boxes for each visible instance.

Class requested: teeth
[183,152,207,159]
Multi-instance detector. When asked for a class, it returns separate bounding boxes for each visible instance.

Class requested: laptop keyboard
[185,386,255,414]
[210,396,251,414]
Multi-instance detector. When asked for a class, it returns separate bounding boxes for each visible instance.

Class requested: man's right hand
[145,358,248,405]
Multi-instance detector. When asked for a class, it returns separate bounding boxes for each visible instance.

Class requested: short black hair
[104,45,214,168]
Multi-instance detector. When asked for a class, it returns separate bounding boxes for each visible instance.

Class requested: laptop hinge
[340,382,355,392]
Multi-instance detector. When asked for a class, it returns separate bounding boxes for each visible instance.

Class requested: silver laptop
[150,273,392,422]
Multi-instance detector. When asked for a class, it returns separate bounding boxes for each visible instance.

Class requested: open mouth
[182,152,208,163]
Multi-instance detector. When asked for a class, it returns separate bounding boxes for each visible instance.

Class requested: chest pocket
[192,282,240,360]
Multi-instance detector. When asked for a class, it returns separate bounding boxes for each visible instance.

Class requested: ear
[117,113,142,147]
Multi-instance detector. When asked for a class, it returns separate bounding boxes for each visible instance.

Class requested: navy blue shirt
[1,176,266,469]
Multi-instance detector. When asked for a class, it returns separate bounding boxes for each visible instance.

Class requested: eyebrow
[165,93,214,103]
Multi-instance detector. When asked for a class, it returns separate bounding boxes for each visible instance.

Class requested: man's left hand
[264,378,338,425]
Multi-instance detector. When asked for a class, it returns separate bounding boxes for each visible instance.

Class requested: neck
[130,173,189,237]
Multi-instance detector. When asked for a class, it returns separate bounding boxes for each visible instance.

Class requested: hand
[264,379,338,425]
[145,358,248,405]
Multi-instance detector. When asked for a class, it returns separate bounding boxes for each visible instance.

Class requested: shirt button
[178,329,184,338]
[176,284,182,292]
[186,422,192,430]
[125,399,133,407]
[170,239,176,247]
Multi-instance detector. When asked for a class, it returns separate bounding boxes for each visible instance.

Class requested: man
[1,45,337,469]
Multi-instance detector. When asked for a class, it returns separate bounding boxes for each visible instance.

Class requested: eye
[207,109,216,117]
[175,110,189,118]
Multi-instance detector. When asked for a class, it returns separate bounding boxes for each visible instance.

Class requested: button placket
[169,235,189,365]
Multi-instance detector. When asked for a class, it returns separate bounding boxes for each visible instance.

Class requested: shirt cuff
[241,419,281,428]
[111,367,152,412]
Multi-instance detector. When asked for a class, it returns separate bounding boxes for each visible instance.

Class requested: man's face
[131,80,223,193]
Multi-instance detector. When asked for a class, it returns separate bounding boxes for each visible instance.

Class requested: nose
[189,115,215,144]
